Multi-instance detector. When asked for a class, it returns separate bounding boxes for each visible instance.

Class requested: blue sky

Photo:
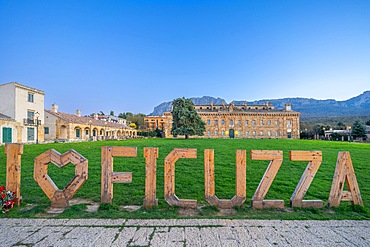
[1,1,369,115]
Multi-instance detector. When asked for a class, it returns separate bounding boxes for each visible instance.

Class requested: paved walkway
[0,219,369,246]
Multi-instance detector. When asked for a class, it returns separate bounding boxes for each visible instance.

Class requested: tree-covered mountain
[149,91,370,118]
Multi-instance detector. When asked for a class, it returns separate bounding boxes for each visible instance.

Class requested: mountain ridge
[149,91,370,118]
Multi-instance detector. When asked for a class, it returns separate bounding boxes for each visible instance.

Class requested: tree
[336,122,345,130]
[118,113,126,119]
[129,122,137,129]
[366,119,370,126]
[171,97,206,139]
[110,111,114,116]
[352,120,366,139]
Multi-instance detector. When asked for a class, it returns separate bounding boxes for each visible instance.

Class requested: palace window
[260,120,263,125]
[44,127,49,135]
[245,120,249,125]
[275,120,279,126]
[268,131,271,136]
[85,129,89,135]
[28,93,34,103]
[268,120,271,126]
[287,120,291,126]
[215,130,218,136]
[207,120,211,125]
[222,120,225,125]
[221,130,225,136]
[252,120,256,125]
[276,131,279,136]
[260,131,264,136]
[230,120,233,126]
[214,120,218,125]
[245,131,249,137]
[253,131,256,136]
[207,131,210,136]
[238,120,241,125]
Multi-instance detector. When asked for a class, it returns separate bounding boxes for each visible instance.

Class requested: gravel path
[0,219,369,246]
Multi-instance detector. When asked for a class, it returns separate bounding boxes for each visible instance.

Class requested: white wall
[0,83,16,118]
[0,82,45,143]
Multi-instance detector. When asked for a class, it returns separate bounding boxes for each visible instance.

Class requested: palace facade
[156,101,300,139]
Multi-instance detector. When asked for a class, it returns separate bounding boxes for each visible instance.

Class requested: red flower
[0,186,4,191]
[4,200,14,209]
[1,194,5,199]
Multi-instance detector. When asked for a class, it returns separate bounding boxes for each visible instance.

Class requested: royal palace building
[154,101,300,139]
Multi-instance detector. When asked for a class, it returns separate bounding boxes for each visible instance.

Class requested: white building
[0,82,45,143]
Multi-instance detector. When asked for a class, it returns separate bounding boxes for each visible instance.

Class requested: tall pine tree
[171,97,206,139]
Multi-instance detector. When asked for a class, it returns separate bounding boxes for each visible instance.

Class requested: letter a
[328,152,363,207]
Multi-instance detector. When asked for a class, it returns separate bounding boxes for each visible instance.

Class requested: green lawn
[1,138,369,219]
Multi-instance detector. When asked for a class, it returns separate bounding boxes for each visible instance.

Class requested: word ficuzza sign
[3,143,363,209]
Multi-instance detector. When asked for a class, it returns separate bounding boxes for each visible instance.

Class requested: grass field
[1,138,369,220]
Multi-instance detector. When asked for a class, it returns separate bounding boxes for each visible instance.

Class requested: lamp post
[104,122,107,140]
[89,120,92,140]
[305,128,308,139]
[348,126,352,142]
[323,127,326,140]
[35,111,40,144]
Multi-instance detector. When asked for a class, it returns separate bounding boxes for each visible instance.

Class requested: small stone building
[0,113,22,144]
[44,104,137,142]
[160,101,300,139]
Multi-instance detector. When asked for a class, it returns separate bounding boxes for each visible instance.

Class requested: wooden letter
[101,146,137,204]
[164,148,197,208]
[328,152,363,207]
[290,151,323,208]
[251,150,284,209]
[34,149,88,208]
[143,147,158,209]
[4,143,23,206]
[204,149,246,208]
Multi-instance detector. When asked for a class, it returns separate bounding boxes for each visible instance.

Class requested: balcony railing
[23,118,41,126]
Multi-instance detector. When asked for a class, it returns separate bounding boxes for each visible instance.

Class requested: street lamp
[323,127,326,140]
[348,126,352,142]
[305,128,308,139]
[34,111,40,144]
[104,122,107,140]
[89,120,92,140]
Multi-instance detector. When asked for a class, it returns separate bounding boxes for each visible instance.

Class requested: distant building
[44,104,137,142]
[154,101,300,139]
[0,82,44,143]
[144,116,166,131]
[324,128,351,141]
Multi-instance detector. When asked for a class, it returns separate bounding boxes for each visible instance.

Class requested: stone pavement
[0,219,369,246]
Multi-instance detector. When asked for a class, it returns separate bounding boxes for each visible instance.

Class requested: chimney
[52,103,58,113]
[118,118,123,124]
[94,113,98,120]
[76,109,81,117]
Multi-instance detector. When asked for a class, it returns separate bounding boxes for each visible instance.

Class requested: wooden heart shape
[34,149,88,208]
